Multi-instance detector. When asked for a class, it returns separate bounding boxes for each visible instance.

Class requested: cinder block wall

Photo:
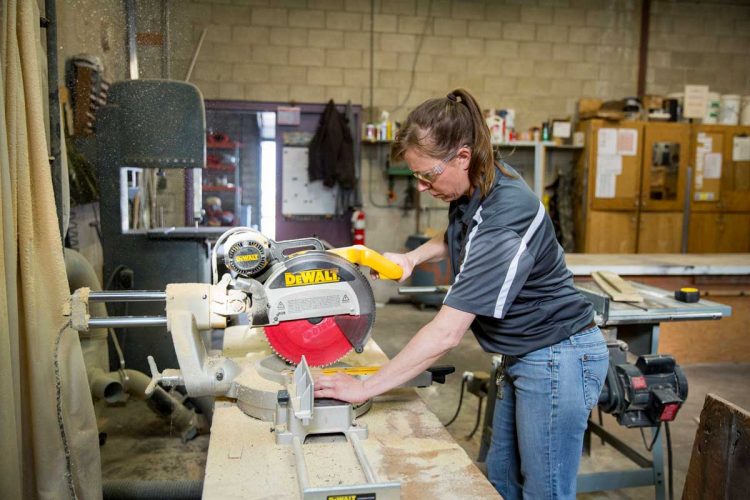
[55,0,750,260]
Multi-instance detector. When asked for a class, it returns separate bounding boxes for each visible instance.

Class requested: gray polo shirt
[443,164,594,356]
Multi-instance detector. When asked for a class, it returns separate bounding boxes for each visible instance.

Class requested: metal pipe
[44,0,63,243]
[348,432,377,484]
[398,285,449,295]
[88,316,167,328]
[88,291,167,302]
[636,0,651,99]
[126,0,139,79]
[185,27,207,82]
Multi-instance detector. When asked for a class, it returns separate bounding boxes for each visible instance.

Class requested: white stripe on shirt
[493,201,546,318]
[444,206,483,302]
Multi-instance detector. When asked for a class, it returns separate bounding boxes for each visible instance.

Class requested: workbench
[565,253,750,276]
[202,335,500,499]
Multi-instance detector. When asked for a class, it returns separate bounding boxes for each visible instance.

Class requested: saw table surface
[202,336,500,499]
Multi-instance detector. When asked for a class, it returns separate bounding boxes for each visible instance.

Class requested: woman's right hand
[372,252,415,283]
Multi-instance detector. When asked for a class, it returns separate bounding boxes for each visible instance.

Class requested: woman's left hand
[314,373,369,404]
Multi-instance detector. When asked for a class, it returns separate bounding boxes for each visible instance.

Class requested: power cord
[665,422,674,500]
[444,375,467,427]
[466,397,484,439]
[640,423,661,451]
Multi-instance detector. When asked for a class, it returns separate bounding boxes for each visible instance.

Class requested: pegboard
[281,146,338,216]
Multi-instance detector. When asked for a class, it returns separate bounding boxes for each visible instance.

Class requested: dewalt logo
[235,254,259,262]
[284,268,340,287]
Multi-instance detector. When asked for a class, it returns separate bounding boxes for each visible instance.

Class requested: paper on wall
[684,85,709,119]
[595,172,616,198]
[597,128,618,156]
[617,129,638,156]
[733,136,750,161]
[703,152,722,179]
[597,154,622,175]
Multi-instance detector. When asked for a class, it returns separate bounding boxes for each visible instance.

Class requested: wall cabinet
[576,120,749,253]
[575,120,690,253]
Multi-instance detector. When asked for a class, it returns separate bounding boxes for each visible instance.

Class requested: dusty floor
[99,302,750,498]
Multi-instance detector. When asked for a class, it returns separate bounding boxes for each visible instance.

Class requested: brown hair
[390,88,513,198]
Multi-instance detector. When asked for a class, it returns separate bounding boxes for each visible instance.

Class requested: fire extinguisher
[352,209,365,246]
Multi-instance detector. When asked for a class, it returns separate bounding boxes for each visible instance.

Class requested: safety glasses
[411,148,461,185]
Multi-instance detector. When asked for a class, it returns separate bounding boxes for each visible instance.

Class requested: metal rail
[89,317,167,328]
[88,291,166,302]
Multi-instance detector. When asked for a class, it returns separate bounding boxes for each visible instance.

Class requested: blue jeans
[486,327,609,499]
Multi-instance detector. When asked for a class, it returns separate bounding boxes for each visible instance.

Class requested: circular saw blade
[264,315,369,367]
[262,251,376,367]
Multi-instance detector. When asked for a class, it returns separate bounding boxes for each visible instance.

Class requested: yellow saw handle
[328,245,403,281]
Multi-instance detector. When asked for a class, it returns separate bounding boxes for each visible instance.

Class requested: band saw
[69,227,451,498]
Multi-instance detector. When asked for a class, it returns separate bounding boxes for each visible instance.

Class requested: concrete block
[308,29,345,48]
[325,86,364,104]
[290,84,326,102]
[232,63,270,82]
[204,25,232,44]
[307,67,344,86]
[599,28,636,47]
[398,16,430,35]
[289,47,325,66]
[486,4,521,22]
[212,5,251,25]
[553,7,587,26]
[419,36,453,55]
[193,61,234,82]
[374,52,399,70]
[252,45,289,65]
[271,65,307,84]
[381,0,417,16]
[465,56,504,76]
[327,11,363,31]
[232,26,270,44]
[345,32,371,50]
[449,75,486,94]
[451,37,485,56]
[449,1,486,20]
[211,42,253,63]
[373,88,400,108]
[414,71,450,91]
[498,59,535,77]
[504,23,536,41]
[270,27,308,47]
[536,25,568,43]
[549,79,583,98]
[521,6,553,25]
[193,80,220,99]
[532,60,568,79]
[433,18,467,37]
[398,52,433,72]
[344,68,370,87]
[517,77,552,96]
[288,9,325,28]
[277,0,308,8]
[308,0,345,10]
[363,14,398,33]
[670,51,702,69]
[219,82,244,99]
[486,40,519,58]
[585,10,614,28]
[569,27,602,44]
[482,77,517,96]
[378,70,414,88]
[344,0,371,13]
[439,55,469,74]
[468,21,504,39]
[251,8,288,27]
[179,3,212,21]
[552,43,583,62]
[246,82,290,101]
[518,41,553,61]
[648,50,671,68]
[326,48,365,68]
[718,36,750,55]
[565,62,599,80]
[380,33,417,52]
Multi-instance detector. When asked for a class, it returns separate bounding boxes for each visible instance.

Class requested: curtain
[1,0,101,498]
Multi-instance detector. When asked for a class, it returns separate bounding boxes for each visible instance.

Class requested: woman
[314,88,609,499]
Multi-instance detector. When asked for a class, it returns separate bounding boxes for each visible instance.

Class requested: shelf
[205,163,236,172]
[203,185,237,192]
[387,167,412,177]
[207,143,241,150]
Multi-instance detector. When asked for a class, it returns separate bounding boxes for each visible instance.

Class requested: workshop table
[202,338,500,499]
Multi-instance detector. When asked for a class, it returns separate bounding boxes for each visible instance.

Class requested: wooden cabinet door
[586,121,644,211]
[722,126,750,212]
[637,212,683,253]
[585,211,637,253]
[641,123,690,212]
[690,125,725,212]
[688,213,720,253]
[717,213,750,252]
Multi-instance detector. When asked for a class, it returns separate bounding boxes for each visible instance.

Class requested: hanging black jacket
[308,100,355,189]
